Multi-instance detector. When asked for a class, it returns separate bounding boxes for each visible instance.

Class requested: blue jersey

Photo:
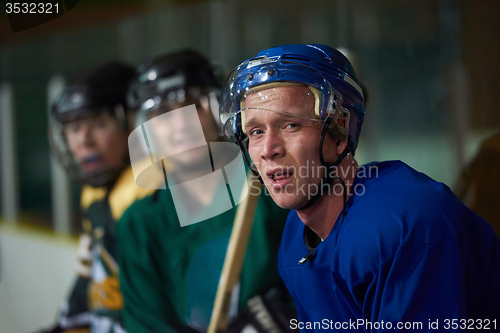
[278,161,500,332]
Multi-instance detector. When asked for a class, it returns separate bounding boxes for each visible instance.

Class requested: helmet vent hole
[281,55,311,62]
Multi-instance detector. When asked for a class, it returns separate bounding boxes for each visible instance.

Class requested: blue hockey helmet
[220,44,365,153]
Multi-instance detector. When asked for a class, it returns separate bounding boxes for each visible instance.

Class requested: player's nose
[80,123,95,146]
[261,130,285,161]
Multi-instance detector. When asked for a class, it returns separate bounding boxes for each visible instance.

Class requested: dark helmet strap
[235,134,264,185]
[297,122,349,211]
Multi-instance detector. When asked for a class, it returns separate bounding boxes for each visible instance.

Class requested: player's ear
[336,139,348,156]
[336,115,347,129]
[334,115,348,156]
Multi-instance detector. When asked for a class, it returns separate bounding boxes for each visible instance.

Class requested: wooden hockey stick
[207,174,262,333]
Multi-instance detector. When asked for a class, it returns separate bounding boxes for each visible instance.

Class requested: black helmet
[52,62,135,125]
[49,62,135,187]
[127,50,227,190]
[128,50,222,117]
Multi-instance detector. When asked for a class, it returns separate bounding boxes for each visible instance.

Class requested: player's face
[64,112,128,174]
[244,85,337,210]
[148,98,218,168]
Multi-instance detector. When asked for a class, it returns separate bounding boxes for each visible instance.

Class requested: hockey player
[117,50,295,332]
[455,131,500,238]
[220,44,500,329]
[41,62,158,333]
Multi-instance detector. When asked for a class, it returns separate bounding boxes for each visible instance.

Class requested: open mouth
[82,155,104,171]
[271,171,292,182]
[266,168,294,187]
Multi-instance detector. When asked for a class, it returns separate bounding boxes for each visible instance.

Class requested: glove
[228,287,298,333]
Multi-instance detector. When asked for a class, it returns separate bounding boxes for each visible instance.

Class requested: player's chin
[267,187,305,211]
[81,160,105,172]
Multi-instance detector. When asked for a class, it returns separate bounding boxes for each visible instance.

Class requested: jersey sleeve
[116,202,188,333]
[365,226,500,331]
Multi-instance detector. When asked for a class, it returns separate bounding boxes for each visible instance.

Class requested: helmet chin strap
[296,123,349,222]
[235,133,264,185]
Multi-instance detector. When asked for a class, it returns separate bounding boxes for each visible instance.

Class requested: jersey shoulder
[108,166,158,221]
[353,160,486,247]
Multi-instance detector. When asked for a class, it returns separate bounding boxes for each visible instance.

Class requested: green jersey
[117,186,290,333]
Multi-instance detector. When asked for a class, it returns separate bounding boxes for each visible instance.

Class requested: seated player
[41,62,158,333]
[220,44,500,330]
[117,50,295,333]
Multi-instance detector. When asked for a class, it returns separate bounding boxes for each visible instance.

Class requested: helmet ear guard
[324,94,350,145]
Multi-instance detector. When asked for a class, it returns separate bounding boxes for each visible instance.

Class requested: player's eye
[284,123,299,130]
[93,114,114,129]
[93,119,108,129]
[66,122,80,133]
[249,128,264,137]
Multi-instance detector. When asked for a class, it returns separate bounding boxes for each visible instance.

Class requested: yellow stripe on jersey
[79,163,164,224]
[81,218,92,233]
[108,166,161,221]
[80,186,107,211]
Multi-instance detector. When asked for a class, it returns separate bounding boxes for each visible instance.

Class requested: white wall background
[0,223,77,333]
